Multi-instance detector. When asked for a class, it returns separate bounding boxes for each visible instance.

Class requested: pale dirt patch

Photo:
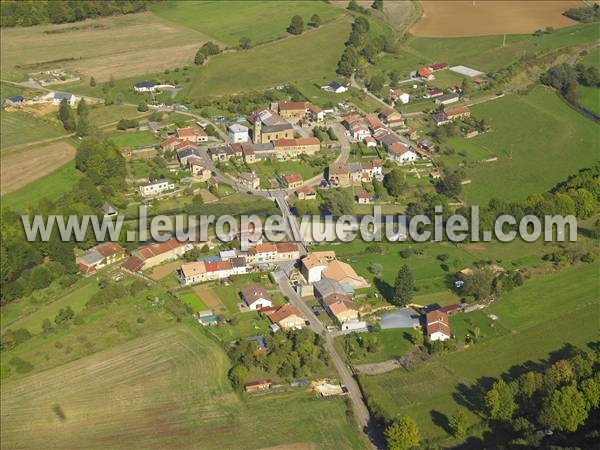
[148,260,182,281]
[192,286,227,314]
[5,103,58,118]
[260,443,318,450]
[198,188,218,204]
[1,140,76,195]
[411,1,581,37]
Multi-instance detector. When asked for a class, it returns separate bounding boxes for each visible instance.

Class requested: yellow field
[0,12,216,82]
[412,0,580,37]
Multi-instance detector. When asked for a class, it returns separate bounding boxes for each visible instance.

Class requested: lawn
[178,291,208,312]
[1,325,367,449]
[1,160,82,211]
[454,86,599,204]
[340,328,415,365]
[359,261,600,444]
[0,110,67,150]
[151,0,344,46]
[87,104,148,128]
[252,157,330,188]
[107,130,159,148]
[179,19,350,97]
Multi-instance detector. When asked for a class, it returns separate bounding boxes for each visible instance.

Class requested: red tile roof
[95,242,124,258]
[273,137,320,148]
[134,237,186,260]
[388,143,412,156]
[284,172,303,184]
[418,67,432,77]
[121,256,144,272]
[160,136,178,148]
[445,106,471,117]
[176,127,195,138]
[275,242,298,253]
[279,101,307,111]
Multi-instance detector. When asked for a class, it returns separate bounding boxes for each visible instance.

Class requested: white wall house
[228,124,249,143]
[139,179,175,197]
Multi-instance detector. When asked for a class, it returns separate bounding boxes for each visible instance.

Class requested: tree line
[1,136,127,304]
[1,0,149,27]
[228,328,330,389]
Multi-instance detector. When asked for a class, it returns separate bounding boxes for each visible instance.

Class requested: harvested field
[411,1,580,37]
[0,13,215,82]
[0,326,366,449]
[148,261,181,281]
[1,140,76,195]
[192,286,227,313]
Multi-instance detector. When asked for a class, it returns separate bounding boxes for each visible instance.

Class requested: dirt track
[1,140,76,194]
[411,0,580,37]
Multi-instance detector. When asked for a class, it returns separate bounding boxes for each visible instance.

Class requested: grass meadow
[447,86,600,204]
[179,19,350,97]
[1,110,67,149]
[313,237,551,304]
[375,22,600,80]
[1,160,82,210]
[359,261,600,444]
[151,0,344,46]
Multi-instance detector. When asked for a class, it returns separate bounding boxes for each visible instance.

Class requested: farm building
[77,242,125,273]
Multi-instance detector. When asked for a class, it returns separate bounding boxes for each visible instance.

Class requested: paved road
[272,270,380,448]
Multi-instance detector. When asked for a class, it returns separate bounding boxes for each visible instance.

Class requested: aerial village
[68,61,493,394]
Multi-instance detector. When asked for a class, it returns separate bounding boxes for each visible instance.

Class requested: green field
[179,19,350,97]
[3,281,100,333]
[453,86,599,204]
[313,237,549,302]
[107,130,159,148]
[1,160,82,211]
[1,111,67,149]
[1,325,366,449]
[151,0,344,46]
[359,261,600,444]
[578,85,600,116]
[401,22,600,75]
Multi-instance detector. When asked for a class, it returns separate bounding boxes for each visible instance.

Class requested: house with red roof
[426,310,451,341]
[77,242,125,273]
[417,66,434,80]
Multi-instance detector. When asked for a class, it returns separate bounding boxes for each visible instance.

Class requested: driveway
[380,307,420,329]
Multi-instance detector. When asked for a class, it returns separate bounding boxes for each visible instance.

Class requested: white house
[139,179,175,197]
[240,285,273,310]
[390,89,410,105]
[300,252,334,284]
[39,91,77,106]
[326,81,348,94]
[228,123,249,143]
[387,143,417,164]
[133,81,156,92]
[426,310,451,341]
